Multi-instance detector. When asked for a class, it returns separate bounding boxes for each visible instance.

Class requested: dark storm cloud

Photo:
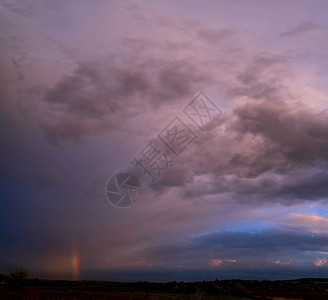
[230,55,290,101]
[40,60,148,143]
[40,58,210,144]
[280,21,322,37]
[178,101,328,203]
[153,61,211,107]
[232,102,328,164]
[150,54,328,204]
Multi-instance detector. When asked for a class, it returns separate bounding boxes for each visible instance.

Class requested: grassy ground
[1,278,328,299]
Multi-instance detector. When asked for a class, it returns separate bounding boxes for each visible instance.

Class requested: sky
[1,0,328,282]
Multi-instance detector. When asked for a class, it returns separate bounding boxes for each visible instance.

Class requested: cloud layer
[0,0,328,281]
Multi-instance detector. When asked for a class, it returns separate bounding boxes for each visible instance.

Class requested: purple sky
[1,0,328,281]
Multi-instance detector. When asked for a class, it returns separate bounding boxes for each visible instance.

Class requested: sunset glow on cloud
[1,0,328,281]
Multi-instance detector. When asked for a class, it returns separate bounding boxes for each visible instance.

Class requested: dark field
[1,278,328,300]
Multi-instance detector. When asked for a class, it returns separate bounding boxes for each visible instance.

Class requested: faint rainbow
[72,245,80,280]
